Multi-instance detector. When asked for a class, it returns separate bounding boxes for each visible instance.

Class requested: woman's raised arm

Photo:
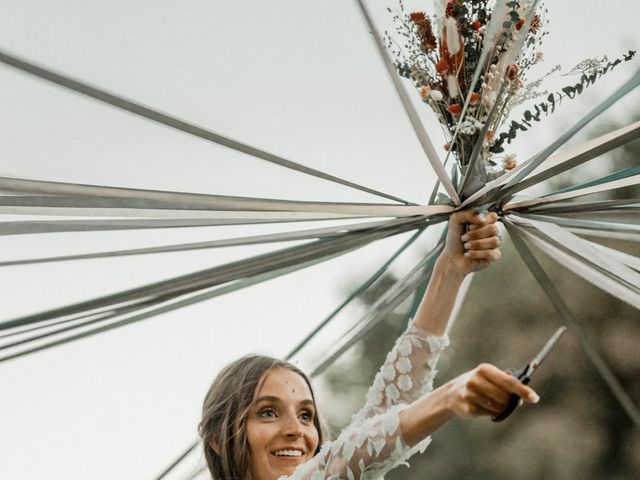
[350,210,503,424]
[413,210,502,336]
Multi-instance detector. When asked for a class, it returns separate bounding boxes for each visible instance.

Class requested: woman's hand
[399,363,540,445]
[443,363,539,418]
[440,210,501,276]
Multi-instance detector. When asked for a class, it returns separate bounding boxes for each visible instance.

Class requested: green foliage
[491,50,637,153]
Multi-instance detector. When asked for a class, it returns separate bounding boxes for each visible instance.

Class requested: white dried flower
[459,117,483,135]
[445,17,461,55]
[447,75,459,98]
[430,90,444,101]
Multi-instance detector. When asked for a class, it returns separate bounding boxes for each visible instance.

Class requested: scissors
[492,326,567,422]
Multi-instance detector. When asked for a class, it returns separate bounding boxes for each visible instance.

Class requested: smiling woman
[197,212,540,480]
[246,367,320,479]
[199,356,324,480]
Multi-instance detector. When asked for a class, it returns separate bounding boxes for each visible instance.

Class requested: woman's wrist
[399,385,456,446]
[434,253,467,285]
[411,253,468,335]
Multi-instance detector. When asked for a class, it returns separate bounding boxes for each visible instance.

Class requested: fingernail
[464,242,471,250]
[477,213,486,222]
[461,234,469,242]
[464,252,470,258]
[529,393,540,404]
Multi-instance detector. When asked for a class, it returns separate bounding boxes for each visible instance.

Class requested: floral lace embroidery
[353,324,449,424]
[281,324,449,480]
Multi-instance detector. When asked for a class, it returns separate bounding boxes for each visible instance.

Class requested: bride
[198,210,540,480]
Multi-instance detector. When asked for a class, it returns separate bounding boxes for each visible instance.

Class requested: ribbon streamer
[309,241,444,376]
[355,0,460,205]
[0,177,444,216]
[512,214,640,290]
[286,228,426,358]
[0,49,412,206]
[504,173,640,211]
[0,217,435,359]
[0,218,428,267]
[509,121,640,195]
[504,219,640,427]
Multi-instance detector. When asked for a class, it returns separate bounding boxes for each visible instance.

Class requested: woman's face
[246,367,319,480]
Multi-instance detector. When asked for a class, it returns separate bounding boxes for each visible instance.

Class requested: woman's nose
[281,413,303,437]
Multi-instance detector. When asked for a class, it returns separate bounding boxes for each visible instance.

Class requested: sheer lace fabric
[282,324,449,480]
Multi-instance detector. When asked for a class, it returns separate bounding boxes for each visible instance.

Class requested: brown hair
[198,355,324,480]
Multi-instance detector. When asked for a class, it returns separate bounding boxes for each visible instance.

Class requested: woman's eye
[299,411,314,422]
[259,409,276,418]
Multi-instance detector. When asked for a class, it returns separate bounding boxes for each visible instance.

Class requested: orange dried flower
[529,15,541,33]
[515,18,526,30]
[506,64,519,80]
[503,154,517,170]
[445,0,465,18]
[414,16,437,52]
[419,85,432,99]
[443,143,450,151]
[485,130,494,140]
[436,58,449,75]
[470,92,480,104]
[473,20,481,31]
[448,103,462,115]
[409,12,427,22]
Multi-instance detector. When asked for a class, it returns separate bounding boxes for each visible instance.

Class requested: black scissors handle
[491,366,529,422]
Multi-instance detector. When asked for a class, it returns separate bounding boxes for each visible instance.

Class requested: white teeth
[274,449,303,457]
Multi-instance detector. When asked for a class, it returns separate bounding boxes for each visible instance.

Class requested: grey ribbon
[504,219,640,427]
[0,49,413,205]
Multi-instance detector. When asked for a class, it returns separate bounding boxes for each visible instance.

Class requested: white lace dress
[283,324,450,480]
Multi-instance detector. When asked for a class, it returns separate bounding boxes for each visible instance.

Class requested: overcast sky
[0,1,638,479]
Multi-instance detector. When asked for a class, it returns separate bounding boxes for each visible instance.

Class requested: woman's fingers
[459,216,500,261]
[478,364,540,404]
[467,374,512,407]
[464,249,501,261]
[473,392,506,416]
[447,363,540,419]
[461,223,499,241]
[450,210,487,228]
[441,209,501,275]
[458,400,497,417]
[464,236,501,252]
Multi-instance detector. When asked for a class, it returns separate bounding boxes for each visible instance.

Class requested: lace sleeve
[282,405,431,480]
[281,323,449,480]
[353,323,449,424]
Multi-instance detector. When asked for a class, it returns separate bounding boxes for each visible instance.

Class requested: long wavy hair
[198,355,324,480]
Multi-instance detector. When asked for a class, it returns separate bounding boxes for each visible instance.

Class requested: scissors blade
[530,326,567,371]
